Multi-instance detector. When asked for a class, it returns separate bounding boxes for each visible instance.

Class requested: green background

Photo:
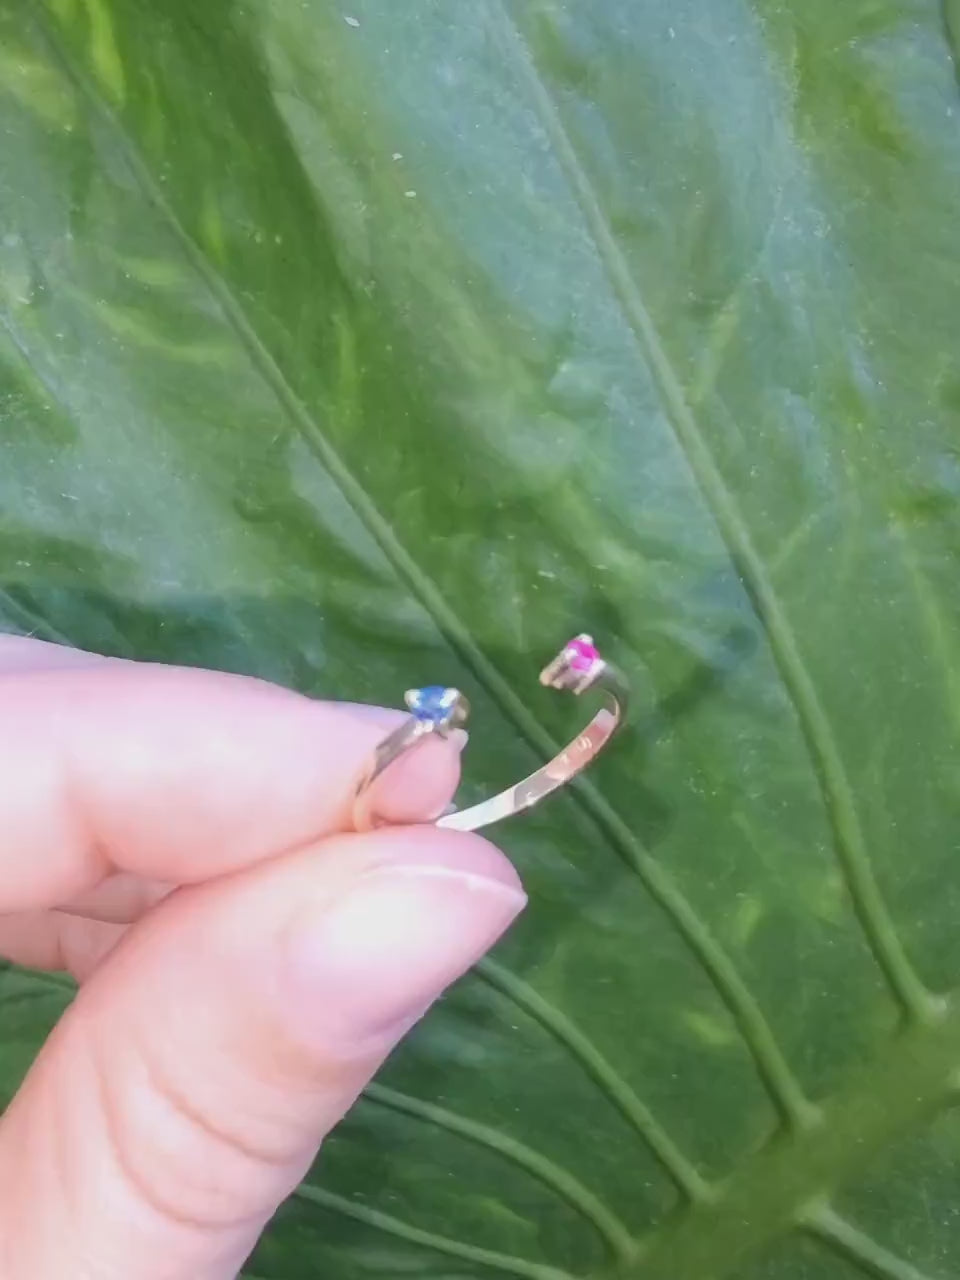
[2,0,960,1276]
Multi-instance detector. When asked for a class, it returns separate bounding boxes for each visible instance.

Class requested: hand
[0,636,525,1279]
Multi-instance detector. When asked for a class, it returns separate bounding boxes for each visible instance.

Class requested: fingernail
[364,731,467,826]
[283,863,525,1053]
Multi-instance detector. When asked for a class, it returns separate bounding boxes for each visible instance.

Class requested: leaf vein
[0,316,103,650]
[478,959,710,1202]
[941,0,960,94]
[804,1204,939,1280]
[614,1003,960,1278]
[293,1183,575,1280]
[492,0,930,1021]
[364,1082,637,1261]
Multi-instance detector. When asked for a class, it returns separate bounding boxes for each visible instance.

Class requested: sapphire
[407,685,459,724]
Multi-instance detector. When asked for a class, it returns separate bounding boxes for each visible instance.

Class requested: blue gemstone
[409,685,457,724]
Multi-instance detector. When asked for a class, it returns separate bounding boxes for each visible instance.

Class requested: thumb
[0,827,525,1280]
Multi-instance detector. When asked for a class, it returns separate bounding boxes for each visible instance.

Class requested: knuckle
[91,1032,300,1235]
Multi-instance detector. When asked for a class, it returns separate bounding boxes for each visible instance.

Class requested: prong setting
[539,633,607,695]
[404,686,470,733]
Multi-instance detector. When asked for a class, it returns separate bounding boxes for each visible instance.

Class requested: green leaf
[2,0,960,1276]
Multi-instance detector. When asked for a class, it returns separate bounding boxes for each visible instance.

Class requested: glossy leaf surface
[2,1,960,1276]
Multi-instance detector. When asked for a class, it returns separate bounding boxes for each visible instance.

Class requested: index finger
[0,660,461,911]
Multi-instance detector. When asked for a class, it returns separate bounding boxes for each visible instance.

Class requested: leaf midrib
[617,999,960,1279]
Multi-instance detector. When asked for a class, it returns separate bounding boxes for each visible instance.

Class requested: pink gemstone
[566,635,599,673]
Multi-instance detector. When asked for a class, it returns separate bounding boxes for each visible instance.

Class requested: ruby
[566,635,599,673]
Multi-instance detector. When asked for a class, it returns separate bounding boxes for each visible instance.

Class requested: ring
[352,634,627,833]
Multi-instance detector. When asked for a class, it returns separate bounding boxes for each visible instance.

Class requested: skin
[0,635,526,1279]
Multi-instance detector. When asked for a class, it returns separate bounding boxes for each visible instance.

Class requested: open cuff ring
[352,634,627,833]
